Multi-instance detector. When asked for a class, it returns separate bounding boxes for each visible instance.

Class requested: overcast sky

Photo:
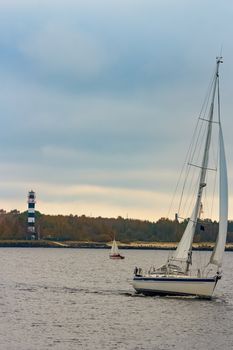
[0,0,232,220]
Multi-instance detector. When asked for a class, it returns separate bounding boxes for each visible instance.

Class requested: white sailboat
[110,239,125,259]
[133,57,228,298]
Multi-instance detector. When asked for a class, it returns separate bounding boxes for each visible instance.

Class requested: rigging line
[167,116,200,218]
[177,160,195,217]
[180,130,203,217]
[168,66,218,219]
[183,171,199,220]
[203,171,211,220]
[177,162,192,216]
[199,69,216,118]
[203,76,215,118]
[183,143,202,215]
[168,93,209,216]
[189,120,203,163]
[186,120,207,184]
[194,115,209,167]
[178,118,206,216]
[177,69,215,217]
[182,114,210,218]
[189,115,207,167]
[199,75,214,117]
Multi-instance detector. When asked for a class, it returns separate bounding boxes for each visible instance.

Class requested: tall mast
[185,57,223,270]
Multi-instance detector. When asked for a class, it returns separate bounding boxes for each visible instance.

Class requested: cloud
[0,75,179,155]
[19,23,110,80]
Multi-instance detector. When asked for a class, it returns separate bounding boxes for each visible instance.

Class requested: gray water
[0,248,233,350]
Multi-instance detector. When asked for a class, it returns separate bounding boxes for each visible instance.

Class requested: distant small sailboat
[110,239,125,259]
[132,57,228,298]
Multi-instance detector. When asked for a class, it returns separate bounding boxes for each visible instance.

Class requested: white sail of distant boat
[132,57,228,298]
[110,239,125,259]
[110,240,119,255]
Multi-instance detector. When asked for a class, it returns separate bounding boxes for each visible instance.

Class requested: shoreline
[0,240,233,251]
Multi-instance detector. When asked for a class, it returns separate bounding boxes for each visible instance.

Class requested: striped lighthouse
[27,190,36,240]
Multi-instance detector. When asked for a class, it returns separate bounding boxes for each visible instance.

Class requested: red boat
[110,253,125,260]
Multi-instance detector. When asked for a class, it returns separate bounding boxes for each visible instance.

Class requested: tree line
[1,209,233,242]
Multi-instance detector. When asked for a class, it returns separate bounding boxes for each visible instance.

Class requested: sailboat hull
[133,276,217,298]
[110,254,125,259]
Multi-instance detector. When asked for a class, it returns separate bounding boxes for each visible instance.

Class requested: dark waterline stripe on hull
[134,288,212,298]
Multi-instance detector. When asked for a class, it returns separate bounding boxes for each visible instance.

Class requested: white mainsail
[209,125,228,267]
[110,240,119,255]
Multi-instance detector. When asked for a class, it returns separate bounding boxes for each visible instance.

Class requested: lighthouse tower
[27,190,36,240]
